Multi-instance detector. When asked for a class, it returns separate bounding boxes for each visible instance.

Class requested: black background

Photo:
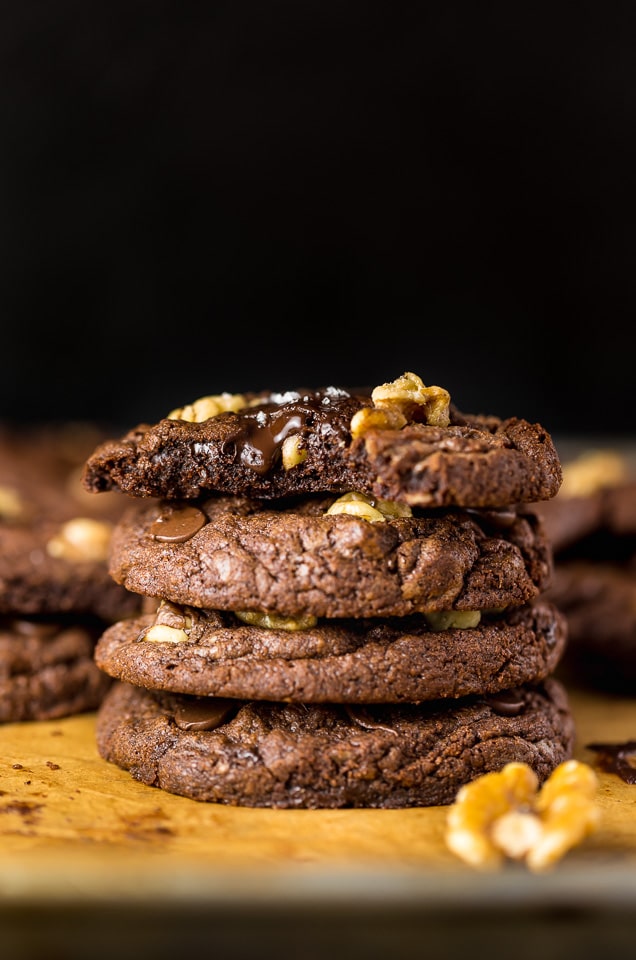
[1,1,634,436]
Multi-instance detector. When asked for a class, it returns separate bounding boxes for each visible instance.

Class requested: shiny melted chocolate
[173,696,239,731]
[483,689,526,716]
[224,388,359,475]
[149,504,207,542]
[586,740,636,784]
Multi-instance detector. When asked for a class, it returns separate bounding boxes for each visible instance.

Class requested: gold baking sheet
[1,685,636,959]
[1,685,636,879]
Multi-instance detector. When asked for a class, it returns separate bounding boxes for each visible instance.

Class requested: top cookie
[81,372,562,508]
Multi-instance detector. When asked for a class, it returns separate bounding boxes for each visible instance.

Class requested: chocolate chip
[484,689,526,716]
[173,696,238,731]
[149,504,207,543]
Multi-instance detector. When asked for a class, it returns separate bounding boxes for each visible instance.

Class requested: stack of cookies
[0,422,139,723]
[81,372,575,808]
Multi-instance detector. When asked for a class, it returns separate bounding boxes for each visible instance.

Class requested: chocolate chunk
[586,741,636,784]
[149,503,207,543]
[173,696,238,731]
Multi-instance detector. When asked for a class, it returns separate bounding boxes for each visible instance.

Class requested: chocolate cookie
[107,496,553,619]
[0,422,139,620]
[0,518,140,620]
[532,448,636,554]
[546,562,636,692]
[0,421,127,523]
[81,373,562,508]
[94,600,567,703]
[531,447,636,692]
[0,616,112,722]
[0,422,138,722]
[95,677,575,808]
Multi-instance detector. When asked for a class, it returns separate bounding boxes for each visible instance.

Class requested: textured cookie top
[81,373,563,508]
[108,495,553,618]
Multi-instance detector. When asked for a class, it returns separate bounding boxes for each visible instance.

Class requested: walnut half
[445,759,600,872]
[350,371,451,439]
[141,600,193,643]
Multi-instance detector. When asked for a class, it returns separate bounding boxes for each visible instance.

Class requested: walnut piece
[46,518,113,562]
[445,760,600,872]
[235,610,318,631]
[559,449,630,498]
[167,392,247,422]
[281,434,308,470]
[350,371,451,440]
[350,405,407,439]
[326,491,412,522]
[141,600,193,643]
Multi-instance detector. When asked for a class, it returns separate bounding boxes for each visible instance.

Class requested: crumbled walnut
[445,760,600,872]
[281,434,308,470]
[326,491,412,522]
[328,500,385,522]
[235,610,318,631]
[559,449,630,498]
[142,623,190,644]
[350,372,450,439]
[141,600,193,643]
[373,497,413,519]
[372,371,451,424]
[350,405,408,439]
[46,518,113,562]
[425,610,482,630]
[167,392,247,422]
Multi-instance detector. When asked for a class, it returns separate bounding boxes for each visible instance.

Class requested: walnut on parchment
[445,759,600,872]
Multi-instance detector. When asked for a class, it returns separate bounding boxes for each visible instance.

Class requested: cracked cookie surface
[81,388,562,508]
[95,677,575,808]
[108,495,553,619]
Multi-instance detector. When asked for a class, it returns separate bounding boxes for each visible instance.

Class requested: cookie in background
[0,421,140,722]
[532,447,636,694]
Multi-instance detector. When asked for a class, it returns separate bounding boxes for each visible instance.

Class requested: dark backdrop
[1,1,634,436]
